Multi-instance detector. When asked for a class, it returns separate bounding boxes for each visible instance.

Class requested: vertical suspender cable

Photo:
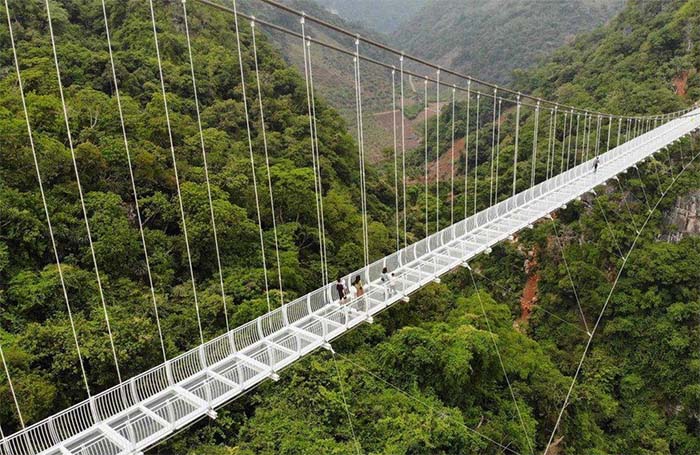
[302,16,328,283]
[566,109,574,170]
[391,68,400,250]
[149,0,205,343]
[594,115,602,157]
[353,38,369,266]
[559,112,568,174]
[574,113,581,167]
[0,345,26,432]
[251,18,284,304]
[606,116,613,153]
[617,117,623,147]
[545,109,554,179]
[489,88,498,206]
[549,106,558,178]
[46,0,122,381]
[1,344,37,455]
[583,113,591,162]
[400,56,408,247]
[435,69,441,232]
[103,0,167,361]
[530,101,540,187]
[511,95,521,197]
[308,40,330,281]
[494,98,502,202]
[182,0,232,325]
[625,117,632,142]
[450,86,456,225]
[5,0,91,399]
[0,421,5,453]
[473,92,481,215]
[463,80,471,220]
[235,0,273,302]
[424,78,429,238]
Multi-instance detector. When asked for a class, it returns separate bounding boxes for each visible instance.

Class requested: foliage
[392,0,625,84]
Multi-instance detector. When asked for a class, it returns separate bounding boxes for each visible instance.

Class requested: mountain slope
[392,0,625,84]
[517,0,700,113]
[314,0,428,33]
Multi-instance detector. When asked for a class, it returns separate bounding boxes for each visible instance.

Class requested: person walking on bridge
[593,156,600,173]
[336,276,348,304]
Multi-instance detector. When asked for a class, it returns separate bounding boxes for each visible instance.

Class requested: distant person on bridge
[593,156,600,173]
[381,266,396,297]
[336,276,347,303]
[353,275,365,297]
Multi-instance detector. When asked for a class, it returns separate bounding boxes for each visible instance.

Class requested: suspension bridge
[1,0,699,454]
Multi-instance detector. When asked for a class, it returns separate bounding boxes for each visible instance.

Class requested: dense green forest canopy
[0,0,396,431]
[0,0,698,454]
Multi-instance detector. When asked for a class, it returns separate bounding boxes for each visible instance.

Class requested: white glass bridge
[1,110,699,455]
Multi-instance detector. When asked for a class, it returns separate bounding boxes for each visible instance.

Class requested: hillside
[314,0,428,33]
[0,0,699,454]
[392,0,625,84]
[517,0,700,113]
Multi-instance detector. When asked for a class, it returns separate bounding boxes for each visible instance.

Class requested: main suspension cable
[235,0,690,121]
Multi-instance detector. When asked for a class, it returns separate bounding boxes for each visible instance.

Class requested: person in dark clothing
[593,156,600,173]
[335,276,347,303]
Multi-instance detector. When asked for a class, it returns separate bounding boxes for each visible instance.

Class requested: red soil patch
[425,136,467,183]
[518,248,540,324]
[673,70,689,97]
[519,272,540,322]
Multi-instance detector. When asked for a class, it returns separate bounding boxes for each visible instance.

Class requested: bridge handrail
[2,109,699,454]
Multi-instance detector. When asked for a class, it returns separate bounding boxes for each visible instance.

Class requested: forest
[0,0,698,454]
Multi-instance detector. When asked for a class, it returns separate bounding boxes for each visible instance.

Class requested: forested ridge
[391,0,625,84]
[0,1,698,455]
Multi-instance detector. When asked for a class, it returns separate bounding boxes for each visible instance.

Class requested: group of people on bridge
[335,267,396,304]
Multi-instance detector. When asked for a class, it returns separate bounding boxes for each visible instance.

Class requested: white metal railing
[1,108,698,455]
